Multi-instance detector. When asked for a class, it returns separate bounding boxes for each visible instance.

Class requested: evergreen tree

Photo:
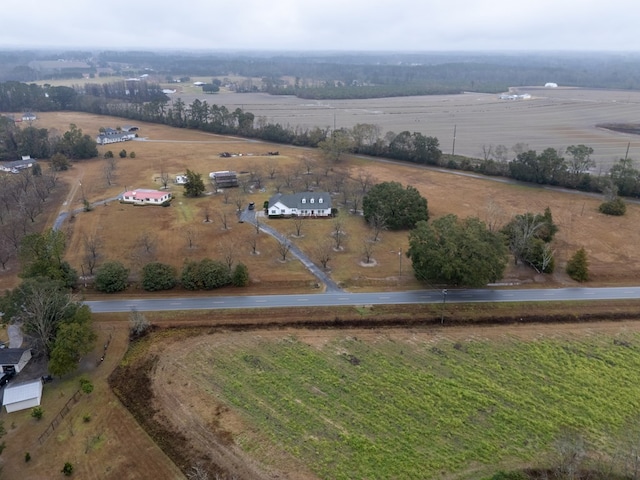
[566,247,589,282]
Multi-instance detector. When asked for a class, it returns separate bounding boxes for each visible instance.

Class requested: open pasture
[176,86,640,169]
[16,110,640,293]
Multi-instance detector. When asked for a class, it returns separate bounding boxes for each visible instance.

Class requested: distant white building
[544,82,558,88]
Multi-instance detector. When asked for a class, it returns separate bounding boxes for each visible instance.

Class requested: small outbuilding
[0,348,32,374]
[3,380,43,413]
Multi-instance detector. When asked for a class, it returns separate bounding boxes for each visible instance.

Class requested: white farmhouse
[268,192,332,217]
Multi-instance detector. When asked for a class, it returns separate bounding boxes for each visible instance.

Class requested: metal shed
[3,379,43,413]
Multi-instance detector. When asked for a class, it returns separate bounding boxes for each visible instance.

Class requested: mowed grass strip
[184,333,640,479]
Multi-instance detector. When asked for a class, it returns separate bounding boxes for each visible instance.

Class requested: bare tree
[355,169,376,193]
[481,144,494,161]
[159,164,171,189]
[83,233,103,275]
[254,217,261,235]
[186,463,210,480]
[362,240,375,264]
[221,188,231,204]
[247,234,259,255]
[134,232,157,259]
[277,238,291,261]
[494,144,509,163]
[233,192,245,212]
[20,192,43,222]
[266,159,279,179]
[103,164,115,186]
[219,210,230,231]
[332,216,346,250]
[301,156,315,175]
[0,236,15,270]
[291,216,304,237]
[368,212,387,242]
[485,199,505,233]
[350,189,363,215]
[203,204,212,223]
[315,241,333,269]
[184,228,198,249]
[219,240,236,273]
[129,308,151,338]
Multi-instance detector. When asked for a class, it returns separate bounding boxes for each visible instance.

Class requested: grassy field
[136,325,640,479]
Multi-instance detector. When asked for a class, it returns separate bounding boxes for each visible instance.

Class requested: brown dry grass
[2,109,640,479]
[3,110,640,294]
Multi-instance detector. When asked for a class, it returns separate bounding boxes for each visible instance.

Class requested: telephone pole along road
[85,286,640,313]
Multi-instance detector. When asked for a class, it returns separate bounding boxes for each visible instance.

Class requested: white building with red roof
[121,189,171,205]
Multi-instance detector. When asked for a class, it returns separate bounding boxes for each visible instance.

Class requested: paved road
[84,286,640,313]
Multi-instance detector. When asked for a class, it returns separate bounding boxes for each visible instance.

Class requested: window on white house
[310,198,315,203]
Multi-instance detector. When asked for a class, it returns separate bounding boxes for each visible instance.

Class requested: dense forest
[4,50,640,96]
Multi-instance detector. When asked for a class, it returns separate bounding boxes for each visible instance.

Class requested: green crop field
[184,332,640,479]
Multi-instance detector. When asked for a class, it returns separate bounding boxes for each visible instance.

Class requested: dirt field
[171,86,640,168]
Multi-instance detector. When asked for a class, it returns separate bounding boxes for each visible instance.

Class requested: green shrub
[31,406,43,420]
[599,197,626,216]
[25,452,31,462]
[62,462,73,476]
[95,261,129,293]
[142,262,177,292]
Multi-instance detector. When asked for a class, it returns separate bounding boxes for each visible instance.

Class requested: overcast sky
[2,0,639,52]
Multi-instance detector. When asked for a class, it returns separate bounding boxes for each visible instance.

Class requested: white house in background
[121,189,171,205]
[0,348,32,374]
[96,128,136,145]
[0,157,36,174]
[22,112,36,122]
[544,82,558,88]
[3,380,43,413]
[268,192,332,218]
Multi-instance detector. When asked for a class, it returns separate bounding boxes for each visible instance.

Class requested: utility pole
[440,289,447,324]
[452,124,457,156]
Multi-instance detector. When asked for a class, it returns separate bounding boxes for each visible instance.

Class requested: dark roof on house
[268,192,332,209]
[2,158,35,169]
[0,348,28,365]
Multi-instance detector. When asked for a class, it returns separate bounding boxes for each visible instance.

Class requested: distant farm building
[3,380,43,413]
[0,156,36,174]
[121,189,171,205]
[268,192,332,218]
[21,112,36,122]
[210,171,239,188]
[96,127,136,145]
[545,82,558,88]
[499,93,531,101]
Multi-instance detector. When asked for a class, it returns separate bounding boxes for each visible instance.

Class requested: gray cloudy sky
[3,0,639,51]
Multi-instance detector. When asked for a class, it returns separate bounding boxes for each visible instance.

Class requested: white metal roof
[3,380,42,405]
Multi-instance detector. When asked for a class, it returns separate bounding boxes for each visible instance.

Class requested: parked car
[0,371,15,387]
[248,202,255,210]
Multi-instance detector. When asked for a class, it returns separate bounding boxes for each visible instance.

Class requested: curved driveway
[85,286,640,313]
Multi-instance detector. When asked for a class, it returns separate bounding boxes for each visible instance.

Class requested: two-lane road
[84,286,640,313]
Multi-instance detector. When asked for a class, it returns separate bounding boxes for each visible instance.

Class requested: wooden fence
[37,389,82,445]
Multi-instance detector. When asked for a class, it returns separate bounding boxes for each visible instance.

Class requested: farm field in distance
[171,84,640,168]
